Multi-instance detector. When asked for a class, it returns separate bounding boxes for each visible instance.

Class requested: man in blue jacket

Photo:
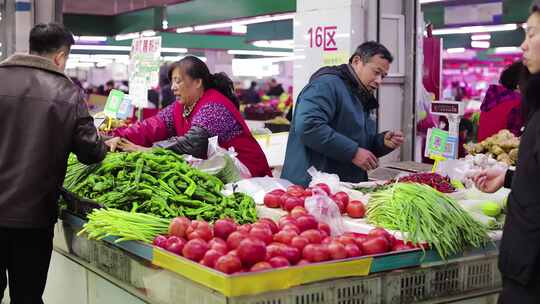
[282,41,404,186]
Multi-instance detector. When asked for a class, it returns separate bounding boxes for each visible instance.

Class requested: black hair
[499,61,524,91]
[532,0,540,14]
[349,41,394,64]
[168,56,239,109]
[29,23,75,55]
[250,81,257,89]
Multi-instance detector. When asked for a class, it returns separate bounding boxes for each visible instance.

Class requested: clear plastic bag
[304,188,346,236]
[223,177,292,205]
[307,167,341,194]
[190,137,252,183]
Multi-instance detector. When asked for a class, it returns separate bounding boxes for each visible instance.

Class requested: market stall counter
[52,210,500,304]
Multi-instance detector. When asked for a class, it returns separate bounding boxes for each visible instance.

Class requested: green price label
[426,128,449,156]
[104,89,125,118]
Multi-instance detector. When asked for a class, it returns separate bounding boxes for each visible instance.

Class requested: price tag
[117,95,133,119]
[103,89,125,118]
[424,128,449,157]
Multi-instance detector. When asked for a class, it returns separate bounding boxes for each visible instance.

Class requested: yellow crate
[152,247,373,297]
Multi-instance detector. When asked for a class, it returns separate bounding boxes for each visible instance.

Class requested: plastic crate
[382,256,500,304]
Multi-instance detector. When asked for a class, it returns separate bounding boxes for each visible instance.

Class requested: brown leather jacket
[0,54,107,228]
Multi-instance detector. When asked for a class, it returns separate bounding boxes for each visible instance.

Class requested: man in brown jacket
[0,23,107,303]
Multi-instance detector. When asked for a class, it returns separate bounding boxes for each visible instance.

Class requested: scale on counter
[428,100,465,160]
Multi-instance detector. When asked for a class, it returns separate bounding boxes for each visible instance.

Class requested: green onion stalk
[77,208,170,243]
[367,183,489,260]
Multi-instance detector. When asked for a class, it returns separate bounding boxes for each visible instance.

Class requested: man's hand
[104,137,122,152]
[117,138,151,152]
[352,148,378,171]
[472,169,506,193]
[384,131,404,149]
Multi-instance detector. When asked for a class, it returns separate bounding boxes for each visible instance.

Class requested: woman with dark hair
[107,56,272,177]
[477,61,527,141]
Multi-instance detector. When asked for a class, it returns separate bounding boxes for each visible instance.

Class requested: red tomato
[303,187,314,196]
[332,198,346,214]
[164,236,186,255]
[227,231,248,250]
[280,245,301,264]
[200,249,224,268]
[327,241,348,260]
[296,215,318,232]
[347,200,366,218]
[258,218,279,234]
[168,217,191,238]
[269,189,286,196]
[287,185,305,197]
[300,229,323,244]
[297,259,311,266]
[213,219,237,240]
[266,242,285,258]
[250,261,273,272]
[283,196,304,212]
[186,220,213,241]
[345,243,362,257]
[278,215,297,228]
[273,230,298,245]
[318,223,331,236]
[361,236,390,255]
[314,183,332,195]
[152,235,167,248]
[290,206,308,219]
[302,244,330,262]
[280,224,301,235]
[337,235,356,246]
[237,238,267,266]
[249,227,273,245]
[392,243,416,252]
[268,256,290,268]
[214,255,242,274]
[334,191,350,206]
[321,236,333,244]
[237,224,252,234]
[264,193,282,208]
[290,235,310,251]
[182,239,209,262]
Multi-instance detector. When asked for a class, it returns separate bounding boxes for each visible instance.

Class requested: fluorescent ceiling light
[191,13,295,32]
[176,27,194,33]
[420,0,447,3]
[162,47,188,53]
[494,46,522,54]
[141,30,156,37]
[115,32,140,41]
[446,47,466,54]
[432,23,518,35]
[471,34,491,41]
[72,45,132,51]
[252,40,294,49]
[232,24,247,34]
[227,50,293,57]
[471,41,490,48]
[73,36,108,42]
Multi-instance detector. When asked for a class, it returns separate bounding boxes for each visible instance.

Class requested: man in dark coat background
[282,41,404,186]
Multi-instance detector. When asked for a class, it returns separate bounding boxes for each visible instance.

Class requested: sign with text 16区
[307,26,338,51]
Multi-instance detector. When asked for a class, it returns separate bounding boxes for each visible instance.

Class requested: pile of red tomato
[264,183,367,218]
[153,206,417,274]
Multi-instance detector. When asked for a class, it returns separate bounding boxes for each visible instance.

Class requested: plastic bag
[190,137,252,183]
[223,177,292,205]
[304,188,346,236]
[307,167,341,194]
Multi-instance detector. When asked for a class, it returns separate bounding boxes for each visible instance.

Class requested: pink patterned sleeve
[113,105,175,146]
[191,103,243,142]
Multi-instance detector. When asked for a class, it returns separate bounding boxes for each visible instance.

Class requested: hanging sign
[129,36,162,108]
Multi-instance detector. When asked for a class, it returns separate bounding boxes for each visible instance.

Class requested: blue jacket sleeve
[294,79,358,163]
